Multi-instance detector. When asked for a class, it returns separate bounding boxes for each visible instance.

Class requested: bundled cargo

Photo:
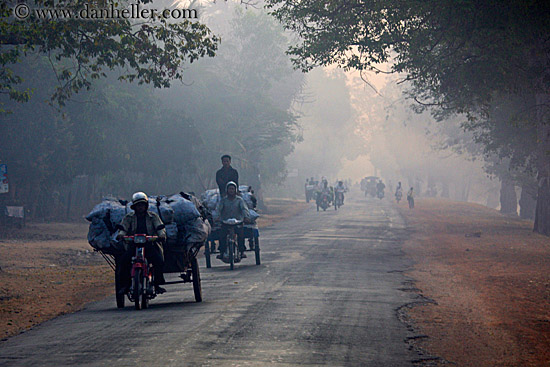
[148,196,175,224]
[87,216,117,250]
[248,209,260,222]
[185,217,212,245]
[164,222,179,246]
[85,197,131,229]
[87,192,210,251]
[166,194,201,224]
[200,186,260,229]
[201,189,220,211]
[238,185,257,209]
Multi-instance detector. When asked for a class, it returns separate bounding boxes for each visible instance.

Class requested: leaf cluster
[1,0,219,107]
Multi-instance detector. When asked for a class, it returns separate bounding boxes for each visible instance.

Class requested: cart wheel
[229,240,235,271]
[191,256,202,302]
[116,293,125,309]
[114,260,125,309]
[204,243,211,269]
[133,269,142,310]
[254,236,260,265]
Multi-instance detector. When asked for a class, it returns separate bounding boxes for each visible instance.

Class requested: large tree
[1,0,218,109]
[266,0,550,234]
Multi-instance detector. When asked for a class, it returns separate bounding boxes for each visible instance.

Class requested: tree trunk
[500,178,517,214]
[533,93,550,235]
[486,186,500,209]
[519,185,537,220]
[441,181,450,198]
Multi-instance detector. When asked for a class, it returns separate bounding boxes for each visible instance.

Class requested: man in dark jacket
[216,154,239,197]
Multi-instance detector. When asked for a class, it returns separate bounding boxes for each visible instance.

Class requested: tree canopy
[1,0,219,108]
[266,0,550,113]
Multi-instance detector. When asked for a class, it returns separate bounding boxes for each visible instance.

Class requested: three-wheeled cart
[204,222,260,269]
[97,241,202,309]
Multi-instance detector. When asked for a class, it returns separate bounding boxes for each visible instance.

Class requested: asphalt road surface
[0,192,430,366]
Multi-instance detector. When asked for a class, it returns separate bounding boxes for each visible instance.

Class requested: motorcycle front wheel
[141,275,149,309]
[229,240,235,270]
[133,269,143,310]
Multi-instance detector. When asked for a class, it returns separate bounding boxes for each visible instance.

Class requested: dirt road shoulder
[399,198,550,366]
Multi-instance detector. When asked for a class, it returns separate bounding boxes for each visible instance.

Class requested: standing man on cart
[216,154,239,197]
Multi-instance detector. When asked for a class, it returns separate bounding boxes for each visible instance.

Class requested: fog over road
[0,192,428,366]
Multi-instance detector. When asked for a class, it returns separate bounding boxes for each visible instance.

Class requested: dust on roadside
[0,198,308,340]
[399,198,550,367]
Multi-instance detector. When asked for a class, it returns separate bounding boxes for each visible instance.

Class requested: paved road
[0,192,427,366]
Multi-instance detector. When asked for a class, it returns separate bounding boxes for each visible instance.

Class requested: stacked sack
[199,186,260,226]
[86,193,210,251]
[147,196,178,246]
[165,193,211,246]
[201,189,221,227]
[238,186,260,223]
[86,197,131,250]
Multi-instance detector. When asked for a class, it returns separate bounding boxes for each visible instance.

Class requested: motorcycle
[123,234,158,310]
[395,189,402,203]
[334,190,345,210]
[317,192,331,211]
[220,218,244,270]
[116,234,202,310]
[377,189,385,200]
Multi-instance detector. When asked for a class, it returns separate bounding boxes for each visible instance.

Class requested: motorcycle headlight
[134,235,146,244]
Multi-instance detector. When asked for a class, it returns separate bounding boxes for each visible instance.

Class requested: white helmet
[131,192,148,209]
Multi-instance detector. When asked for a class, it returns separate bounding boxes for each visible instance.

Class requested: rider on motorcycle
[117,192,167,294]
[395,181,403,201]
[316,179,334,205]
[376,180,386,197]
[335,180,346,204]
[216,181,250,259]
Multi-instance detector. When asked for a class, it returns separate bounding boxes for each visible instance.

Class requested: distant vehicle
[395,189,403,203]
[317,192,331,211]
[334,188,345,210]
[204,219,261,270]
[305,181,317,203]
[361,176,379,197]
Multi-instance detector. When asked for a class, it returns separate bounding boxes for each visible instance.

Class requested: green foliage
[0,5,304,217]
[1,0,219,108]
[267,0,549,112]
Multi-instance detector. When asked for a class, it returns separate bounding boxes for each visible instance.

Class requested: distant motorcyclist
[216,154,239,197]
[335,180,347,205]
[317,179,333,204]
[395,182,403,203]
[117,192,167,294]
[216,181,250,259]
[376,180,386,198]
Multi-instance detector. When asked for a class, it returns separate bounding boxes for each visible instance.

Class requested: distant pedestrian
[407,187,414,209]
